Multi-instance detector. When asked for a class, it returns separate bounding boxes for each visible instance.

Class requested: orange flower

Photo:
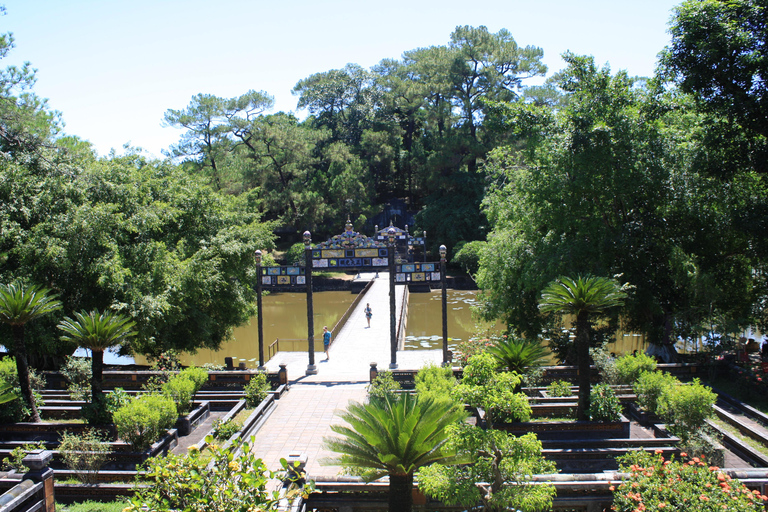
[700,495,710,501]
[680,452,688,458]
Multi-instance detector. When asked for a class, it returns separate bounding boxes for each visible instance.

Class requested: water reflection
[404,290,503,353]
[134,290,356,367]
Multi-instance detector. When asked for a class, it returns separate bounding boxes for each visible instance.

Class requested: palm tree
[322,393,468,512]
[487,335,551,374]
[0,282,62,422]
[539,275,627,421]
[58,309,136,401]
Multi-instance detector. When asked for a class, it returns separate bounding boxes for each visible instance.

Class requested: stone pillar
[22,450,55,512]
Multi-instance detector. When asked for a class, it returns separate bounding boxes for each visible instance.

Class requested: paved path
[251,273,442,478]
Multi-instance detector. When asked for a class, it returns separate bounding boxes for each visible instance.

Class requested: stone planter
[491,413,631,440]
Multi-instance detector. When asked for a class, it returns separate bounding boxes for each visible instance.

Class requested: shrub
[244,372,271,407]
[588,383,622,422]
[461,352,498,387]
[82,387,132,425]
[285,242,306,266]
[633,370,678,414]
[612,450,767,511]
[126,436,315,512]
[58,429,111,484]
[178,366,208,394]
[162,375,196,415]
[367,371,400,402]
[614,351,657,385]
[589,343,619,385]
[547,380,573,397]
[454,336,493,366]
[415,364,456,404]
[451,240,485,275]
[483,372,532,423]
[658,378,716,442]
[60,356,91,401]
[114,393,176,451]
[212,418,241,441]
[1,441,46,472]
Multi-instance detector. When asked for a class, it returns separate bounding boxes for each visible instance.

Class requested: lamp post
[388,227,397,369]
[440,244,448,365]
[254,250,265,370]
[304,231,317,375]
[423,231,427,262]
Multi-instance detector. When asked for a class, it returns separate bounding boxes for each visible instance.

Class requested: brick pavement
[251,273,443,478]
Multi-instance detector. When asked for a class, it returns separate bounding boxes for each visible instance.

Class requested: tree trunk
[91,349,104,402]
[575,312,591,422]
[12,325,41,423]
[388,472,414,512]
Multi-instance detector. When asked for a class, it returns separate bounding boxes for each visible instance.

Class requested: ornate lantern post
[304,231,317,375]
[388,226,397,369]
[254,250,265,370]
[440,244,448,365]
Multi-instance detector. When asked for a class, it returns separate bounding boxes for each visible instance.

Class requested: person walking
[323,326,332,361]
[364,303,372,328]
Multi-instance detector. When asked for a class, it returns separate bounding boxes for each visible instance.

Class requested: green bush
[614,352,657,385]
[178,366,208,394]
[82,387,132,425]
[61,356,91,401]
[212,418,241,441]
[461,352,497,387]
[1,441,46,472]
[451,240,485,275]
[658,378,716,442]
[58,429,111,484]
[126,435,314,512]
[589,343,619,385]
[162,375,196,415]
[483,372,532,423]
[285,242,306,266]
[367,371,400,402]
[633,370,678,414]
[415,364,456,404]
[546,380,573,397]
[244,372,271,407]
[588,384,622,422]
[453,357,531,424]
[113,393,176,451]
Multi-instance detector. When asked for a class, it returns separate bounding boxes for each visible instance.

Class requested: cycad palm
[322,393,468,512]
[0,282,62,422]
[539,275,626,421]
[488,336,551,374]
[58,309,136,401]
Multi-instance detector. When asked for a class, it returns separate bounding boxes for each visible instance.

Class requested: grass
[711,418,768,461]
[232,407,255,425]
[57,500,128,512]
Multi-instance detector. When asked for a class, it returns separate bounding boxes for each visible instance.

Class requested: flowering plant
[611,450,767,511]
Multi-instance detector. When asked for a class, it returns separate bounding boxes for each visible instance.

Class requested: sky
[2,0,682,159]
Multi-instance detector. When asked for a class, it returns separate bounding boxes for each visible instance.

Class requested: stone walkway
[251,273,442,478]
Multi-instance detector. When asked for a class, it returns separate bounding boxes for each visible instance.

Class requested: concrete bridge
[253,273,442,478]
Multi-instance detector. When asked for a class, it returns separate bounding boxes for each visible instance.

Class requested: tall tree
[660,0,768,143]
[58,309,136,400]
[0,282,62,422]
[539,275,627,421]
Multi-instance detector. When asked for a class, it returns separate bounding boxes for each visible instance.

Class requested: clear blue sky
[3,0,681,158]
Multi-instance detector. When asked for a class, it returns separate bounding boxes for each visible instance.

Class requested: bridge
[254,272,442,478]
